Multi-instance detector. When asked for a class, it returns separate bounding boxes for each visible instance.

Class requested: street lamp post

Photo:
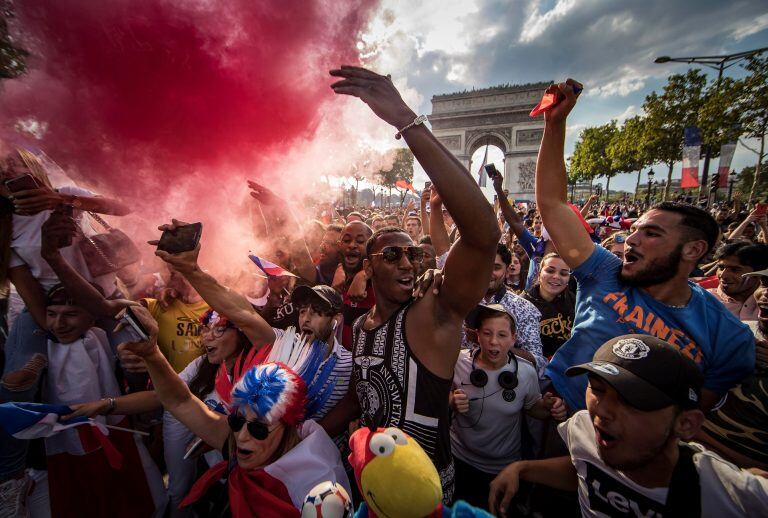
[728,170,737,202]
[654,46,768,201]
[645,169,655,207]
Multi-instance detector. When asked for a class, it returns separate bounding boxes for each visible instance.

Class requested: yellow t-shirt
[144,298,210,373]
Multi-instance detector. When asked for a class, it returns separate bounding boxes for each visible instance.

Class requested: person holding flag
[118,305,349,517]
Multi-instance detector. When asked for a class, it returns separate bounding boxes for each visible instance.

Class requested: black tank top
[351,303,455,502]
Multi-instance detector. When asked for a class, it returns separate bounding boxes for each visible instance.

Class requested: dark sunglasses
[370,245,424,264]
[227,413,275,440]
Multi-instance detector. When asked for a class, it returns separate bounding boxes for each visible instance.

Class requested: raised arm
[420,188,431,237]
[150,220,276,345]
[428,189,450,257]
[535,80,595,270]
[117,305,229,450]
[493,174,526,238]
[580,194,598,218]
[330,66,499,319]
[12,185,130,216]
[40,211,132,318]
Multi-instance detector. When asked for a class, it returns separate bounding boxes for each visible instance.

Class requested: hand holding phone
[4,174,39,193]
[156,222,203,254]
[119,306,150,342]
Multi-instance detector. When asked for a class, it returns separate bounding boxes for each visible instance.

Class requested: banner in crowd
[395,179,416,193]
[681,126,701,189]
[716,141,737,188]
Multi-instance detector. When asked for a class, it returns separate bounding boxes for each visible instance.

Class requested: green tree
[735,55,768,204]
[391,148,415,206]
[569,121,619,200]
[0,1,27,79]
[735,163,768,202]
[642,69,707,200]
[607,116,652,202]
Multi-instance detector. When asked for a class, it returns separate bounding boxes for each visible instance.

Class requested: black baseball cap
[566,335,704,411]
[291,285,343,314]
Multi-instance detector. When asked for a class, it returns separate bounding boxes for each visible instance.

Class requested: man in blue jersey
[533,79,754,412]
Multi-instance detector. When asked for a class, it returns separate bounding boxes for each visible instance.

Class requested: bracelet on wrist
[102,397,116,415]
[395,115,428,140]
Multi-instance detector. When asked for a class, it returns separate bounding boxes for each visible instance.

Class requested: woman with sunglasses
[522,253,575,359]
[118,305,348,517]
[66,309,252,515]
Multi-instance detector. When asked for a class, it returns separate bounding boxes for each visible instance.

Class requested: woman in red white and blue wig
[119,305,350,518]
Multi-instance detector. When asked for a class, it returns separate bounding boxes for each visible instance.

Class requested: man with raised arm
[320,66,500,500]
[535,80,754,412]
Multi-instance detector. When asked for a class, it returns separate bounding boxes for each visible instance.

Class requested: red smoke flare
[2,0,375,192]
[1,0,378,275]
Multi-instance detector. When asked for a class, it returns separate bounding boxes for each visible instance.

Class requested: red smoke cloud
[2,0,376,190]
[1,0,379,275]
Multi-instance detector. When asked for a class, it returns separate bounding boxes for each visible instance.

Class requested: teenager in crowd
[117,305,349,517]
[489,335,768,517]
[450,303,566,510]
[505,254,523,292]
[707,242,768,320]
[315,223,342,286]
[534,79,754,411]
[601,232,627,262]
[40,285,165,517]
[321,65,501,500]
[67,308,252,516]
[522,253,575,359]
[463,243,546,375]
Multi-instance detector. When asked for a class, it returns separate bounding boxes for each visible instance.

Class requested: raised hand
[543,79,583,125]
[248,180,282,206]
[148,219,201,274]
[10,185,63,215]
[330,66,416,129]
[492,171,504,192]
[115,305,160,360]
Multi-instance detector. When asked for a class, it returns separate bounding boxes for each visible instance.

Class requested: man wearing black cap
[153,234,353,421]
[489,335,768,517]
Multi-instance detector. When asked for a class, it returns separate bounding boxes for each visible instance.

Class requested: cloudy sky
[360,0,768,194]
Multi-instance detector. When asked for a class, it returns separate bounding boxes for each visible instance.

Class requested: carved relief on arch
[517,159,536,192]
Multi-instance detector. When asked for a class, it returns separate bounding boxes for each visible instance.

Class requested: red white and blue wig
[231,362,308,426]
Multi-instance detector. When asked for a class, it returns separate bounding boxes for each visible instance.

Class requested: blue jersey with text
[546,244,755,410]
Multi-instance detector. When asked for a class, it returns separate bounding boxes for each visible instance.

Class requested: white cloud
[590,71,647,98]
[730,13,768,41]
[519,0,578,43]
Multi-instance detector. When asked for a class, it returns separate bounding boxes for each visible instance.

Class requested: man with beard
[321,65,500,501]
[333,220,375,349]
[707,242,768,320]
[488,335,768,517]
[535,80,753,411]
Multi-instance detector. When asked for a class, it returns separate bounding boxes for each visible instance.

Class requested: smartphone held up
[156,222,203,254]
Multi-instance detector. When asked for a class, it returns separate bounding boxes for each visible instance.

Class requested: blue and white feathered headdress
[230,327,338,424]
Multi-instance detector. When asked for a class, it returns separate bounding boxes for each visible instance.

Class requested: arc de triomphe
[429,82,550,200]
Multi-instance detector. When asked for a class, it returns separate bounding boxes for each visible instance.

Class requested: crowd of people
[0,67,766,517]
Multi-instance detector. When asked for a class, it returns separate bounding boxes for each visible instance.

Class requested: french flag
[248,254,297,278]
[0,402,126,469]
[0,402,99,439]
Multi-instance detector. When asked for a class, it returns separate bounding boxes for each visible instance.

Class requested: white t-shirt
[450,349,540,474]
[9,185,117,296]
[560,410,768,517]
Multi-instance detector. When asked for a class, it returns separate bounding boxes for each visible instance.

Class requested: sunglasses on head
[613,235,626,244]
[227,413,276,440]
[370,245,424,264]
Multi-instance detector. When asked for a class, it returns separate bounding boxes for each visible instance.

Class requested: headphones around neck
[466,348,519,402]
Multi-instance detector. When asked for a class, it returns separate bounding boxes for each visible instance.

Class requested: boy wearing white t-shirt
[489,335,768,517]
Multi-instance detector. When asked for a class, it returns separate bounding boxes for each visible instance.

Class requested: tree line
[568,55,768,204]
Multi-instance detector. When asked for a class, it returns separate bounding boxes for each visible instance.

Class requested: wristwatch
[395,115,428,140]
